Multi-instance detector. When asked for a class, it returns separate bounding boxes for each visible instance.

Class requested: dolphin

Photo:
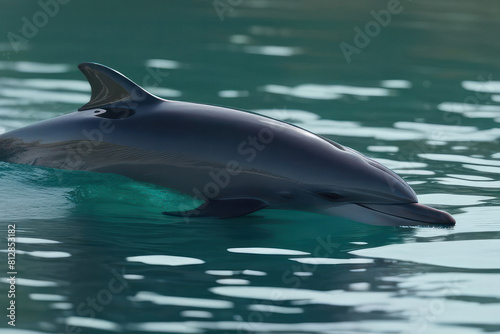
[0,63,455,226]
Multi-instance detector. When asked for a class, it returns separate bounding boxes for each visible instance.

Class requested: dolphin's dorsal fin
[78,62,158,111]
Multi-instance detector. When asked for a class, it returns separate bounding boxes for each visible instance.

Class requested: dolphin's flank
[0,63,455,227]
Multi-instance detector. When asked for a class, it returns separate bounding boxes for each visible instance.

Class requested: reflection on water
[1,0,500,333]
[351,240,500,269]
[0,61,71,73]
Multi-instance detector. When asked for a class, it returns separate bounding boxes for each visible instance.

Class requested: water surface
[1,1,500,333]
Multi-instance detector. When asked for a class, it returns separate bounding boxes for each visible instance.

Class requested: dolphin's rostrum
[0,63,455,226]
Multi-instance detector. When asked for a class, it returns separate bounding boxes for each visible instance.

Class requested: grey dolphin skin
[0,63,455,226]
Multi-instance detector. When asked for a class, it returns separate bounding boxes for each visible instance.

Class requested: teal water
[1,1,500,333]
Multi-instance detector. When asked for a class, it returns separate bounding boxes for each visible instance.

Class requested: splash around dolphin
[0,63,455,226]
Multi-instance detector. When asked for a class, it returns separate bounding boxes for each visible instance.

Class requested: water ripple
[255,109,423,140]
[243,45,302,57]
[127,321,487,334]
[65,317,121,332]
[419,193,495,206]
[462,80,500,93]
[350,240,500,269]
[145,59,182,69]
[8,250,71,258]
[227,247,309,255]
[16,237,61,244]
[126,255,205,266]
[181,310,213,319]
[0,61,70,73]
[289,258,374,265]
[435,177,500,189]
[380,80,412,89]
[248,304,303,314]
[463,164,500,174]
[129,291,233,308]
[0,87,89,104]
[0,77,89,91]
[419,153,500,166]
[29,293,67,301]
[0,277,58,287]
[263,84,391,99]
[438,102,500,118]
[216,278,250,285]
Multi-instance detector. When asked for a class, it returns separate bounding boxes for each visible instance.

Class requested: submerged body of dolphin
[0,63,455,226]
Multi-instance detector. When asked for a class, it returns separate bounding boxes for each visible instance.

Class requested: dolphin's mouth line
[356,204,428,224]
[355,203,456,226]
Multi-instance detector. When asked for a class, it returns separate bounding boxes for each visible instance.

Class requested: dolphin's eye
[92,107,135,119]
[319,192,344,201]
